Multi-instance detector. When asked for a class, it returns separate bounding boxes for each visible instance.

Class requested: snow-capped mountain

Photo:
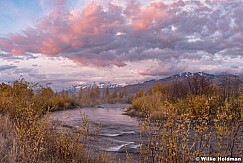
[163,72,216,80]
[66,81,129,93]
[63,72,241,95]
[120,72,242,96]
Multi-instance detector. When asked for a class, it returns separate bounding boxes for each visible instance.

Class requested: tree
[111,91,118,99]
[134,89,144,99]
[186,74,211,96]
[104,88,110,99]
[154,82,164,93]
[119,88,127,98]
[78,88,83,101]
[220,75,241,101]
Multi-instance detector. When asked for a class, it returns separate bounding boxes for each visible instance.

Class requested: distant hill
[65,72,242,96]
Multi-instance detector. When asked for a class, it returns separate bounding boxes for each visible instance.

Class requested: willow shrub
[130,83,242,162]
[139,105,242,163]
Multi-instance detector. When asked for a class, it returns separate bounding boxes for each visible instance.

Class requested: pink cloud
[125,1,169,31]
[11,48,25,55]
[38,37,63,55]
[0,1,171,61]
[0,38,12,48]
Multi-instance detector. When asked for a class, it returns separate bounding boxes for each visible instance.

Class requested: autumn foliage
[127,75,243,162]
[0,79,112,163]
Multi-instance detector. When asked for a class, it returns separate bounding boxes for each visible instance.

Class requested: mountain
[162,72,215,81]
[64,72,242,95]
[66,81,128,94]
[120,72,242,95]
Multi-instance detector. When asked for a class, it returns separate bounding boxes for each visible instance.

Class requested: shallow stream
[50,104,140,162]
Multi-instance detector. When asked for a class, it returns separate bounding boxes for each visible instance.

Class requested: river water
[50,104,140,162]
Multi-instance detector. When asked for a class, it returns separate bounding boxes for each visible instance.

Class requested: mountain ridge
[119,72,242,95]
[66,72,242,95]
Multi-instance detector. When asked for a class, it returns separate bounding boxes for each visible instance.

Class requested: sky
[0,0,243,90]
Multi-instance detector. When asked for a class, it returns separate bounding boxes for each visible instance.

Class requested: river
[50,104,140,162]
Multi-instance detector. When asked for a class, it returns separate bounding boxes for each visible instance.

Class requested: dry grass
[0,79,114,163]
[0,114,114,163]
[0,115,16,163]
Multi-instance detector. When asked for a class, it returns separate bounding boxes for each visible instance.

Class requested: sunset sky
[0,0,242,90]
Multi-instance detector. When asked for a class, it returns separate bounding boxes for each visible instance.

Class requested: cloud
[0,65,17,71]
[0,0,242,74]
[0,50,38,61]
[124,1,169,31]
[138,59,187,76]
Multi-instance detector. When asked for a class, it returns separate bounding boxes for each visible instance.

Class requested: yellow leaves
[0,79,113,162]
[132,92,164,117]
[137,89,242,162]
